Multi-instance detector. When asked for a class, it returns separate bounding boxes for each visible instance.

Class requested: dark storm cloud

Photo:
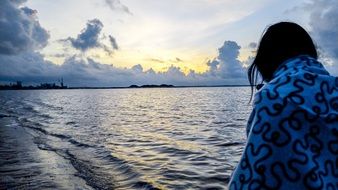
[0,52,60,83]
[0,0,49,55]
[62,19,119,55]
[105,0,132,15]
[65,19,104,52]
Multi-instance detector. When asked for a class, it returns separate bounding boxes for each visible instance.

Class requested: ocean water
[0,87,251,190]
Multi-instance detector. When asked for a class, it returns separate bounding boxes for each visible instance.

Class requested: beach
[0,115,92,190]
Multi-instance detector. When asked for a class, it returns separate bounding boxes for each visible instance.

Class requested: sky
[0,0,337,87]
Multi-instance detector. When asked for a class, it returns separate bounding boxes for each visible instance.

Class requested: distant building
[60,78,64,88]
[0,80,65,90]
[15,81,22,89]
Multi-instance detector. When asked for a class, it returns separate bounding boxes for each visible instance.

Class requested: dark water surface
[0,88,251,190]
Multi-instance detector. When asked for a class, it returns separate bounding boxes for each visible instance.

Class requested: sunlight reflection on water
[0,87,251,189]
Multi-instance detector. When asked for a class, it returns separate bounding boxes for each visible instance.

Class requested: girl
[229,22,338,190]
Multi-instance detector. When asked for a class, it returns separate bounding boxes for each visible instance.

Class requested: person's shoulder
[254,68,337,115]
[253,75,292,106]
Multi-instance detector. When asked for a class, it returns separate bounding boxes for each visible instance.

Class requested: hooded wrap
[229,55,338,189]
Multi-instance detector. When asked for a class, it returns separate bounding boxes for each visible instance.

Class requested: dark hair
[248,22,318,102]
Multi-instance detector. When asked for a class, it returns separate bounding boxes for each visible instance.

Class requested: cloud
[300,0,338,75]
[105,0,132,15]
[147,58,165,63]
[49,53,69,58]
[0,53,60,83]
[147,57,184,64]
[0,0,248,86]
[205,41,246,79]
[0,2,247,89]
[172,57,183,63]
[0,0,247,87]
[248,42,257,49]
[65,19,104,52]
[108,35,119,50]
[0,40,248,87]
[206,59,219,75]
[62,19,119,55]
[131,64,143,73]
[0,53,183,86]
[307,0,338,58]
[0,0,49,55]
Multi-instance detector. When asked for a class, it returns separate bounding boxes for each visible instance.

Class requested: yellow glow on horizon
[43,47,254,75]
[93,48,213,74]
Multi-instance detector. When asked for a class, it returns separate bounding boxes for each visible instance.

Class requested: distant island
[128,84,174,88]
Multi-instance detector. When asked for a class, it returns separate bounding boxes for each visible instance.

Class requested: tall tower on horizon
[60,77,64,88]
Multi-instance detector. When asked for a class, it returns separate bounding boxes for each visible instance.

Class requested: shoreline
[0,117,92,190]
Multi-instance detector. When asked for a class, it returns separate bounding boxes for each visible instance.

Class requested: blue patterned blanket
[229,55,338,189]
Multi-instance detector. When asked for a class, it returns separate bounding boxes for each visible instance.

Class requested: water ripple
[0,87,251,189]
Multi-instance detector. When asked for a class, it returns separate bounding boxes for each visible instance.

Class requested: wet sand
[0,116,92,190]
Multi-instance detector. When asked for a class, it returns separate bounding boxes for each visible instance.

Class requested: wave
[1,88,250,189]
[0,113,11,118]
[17,117,158,189]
